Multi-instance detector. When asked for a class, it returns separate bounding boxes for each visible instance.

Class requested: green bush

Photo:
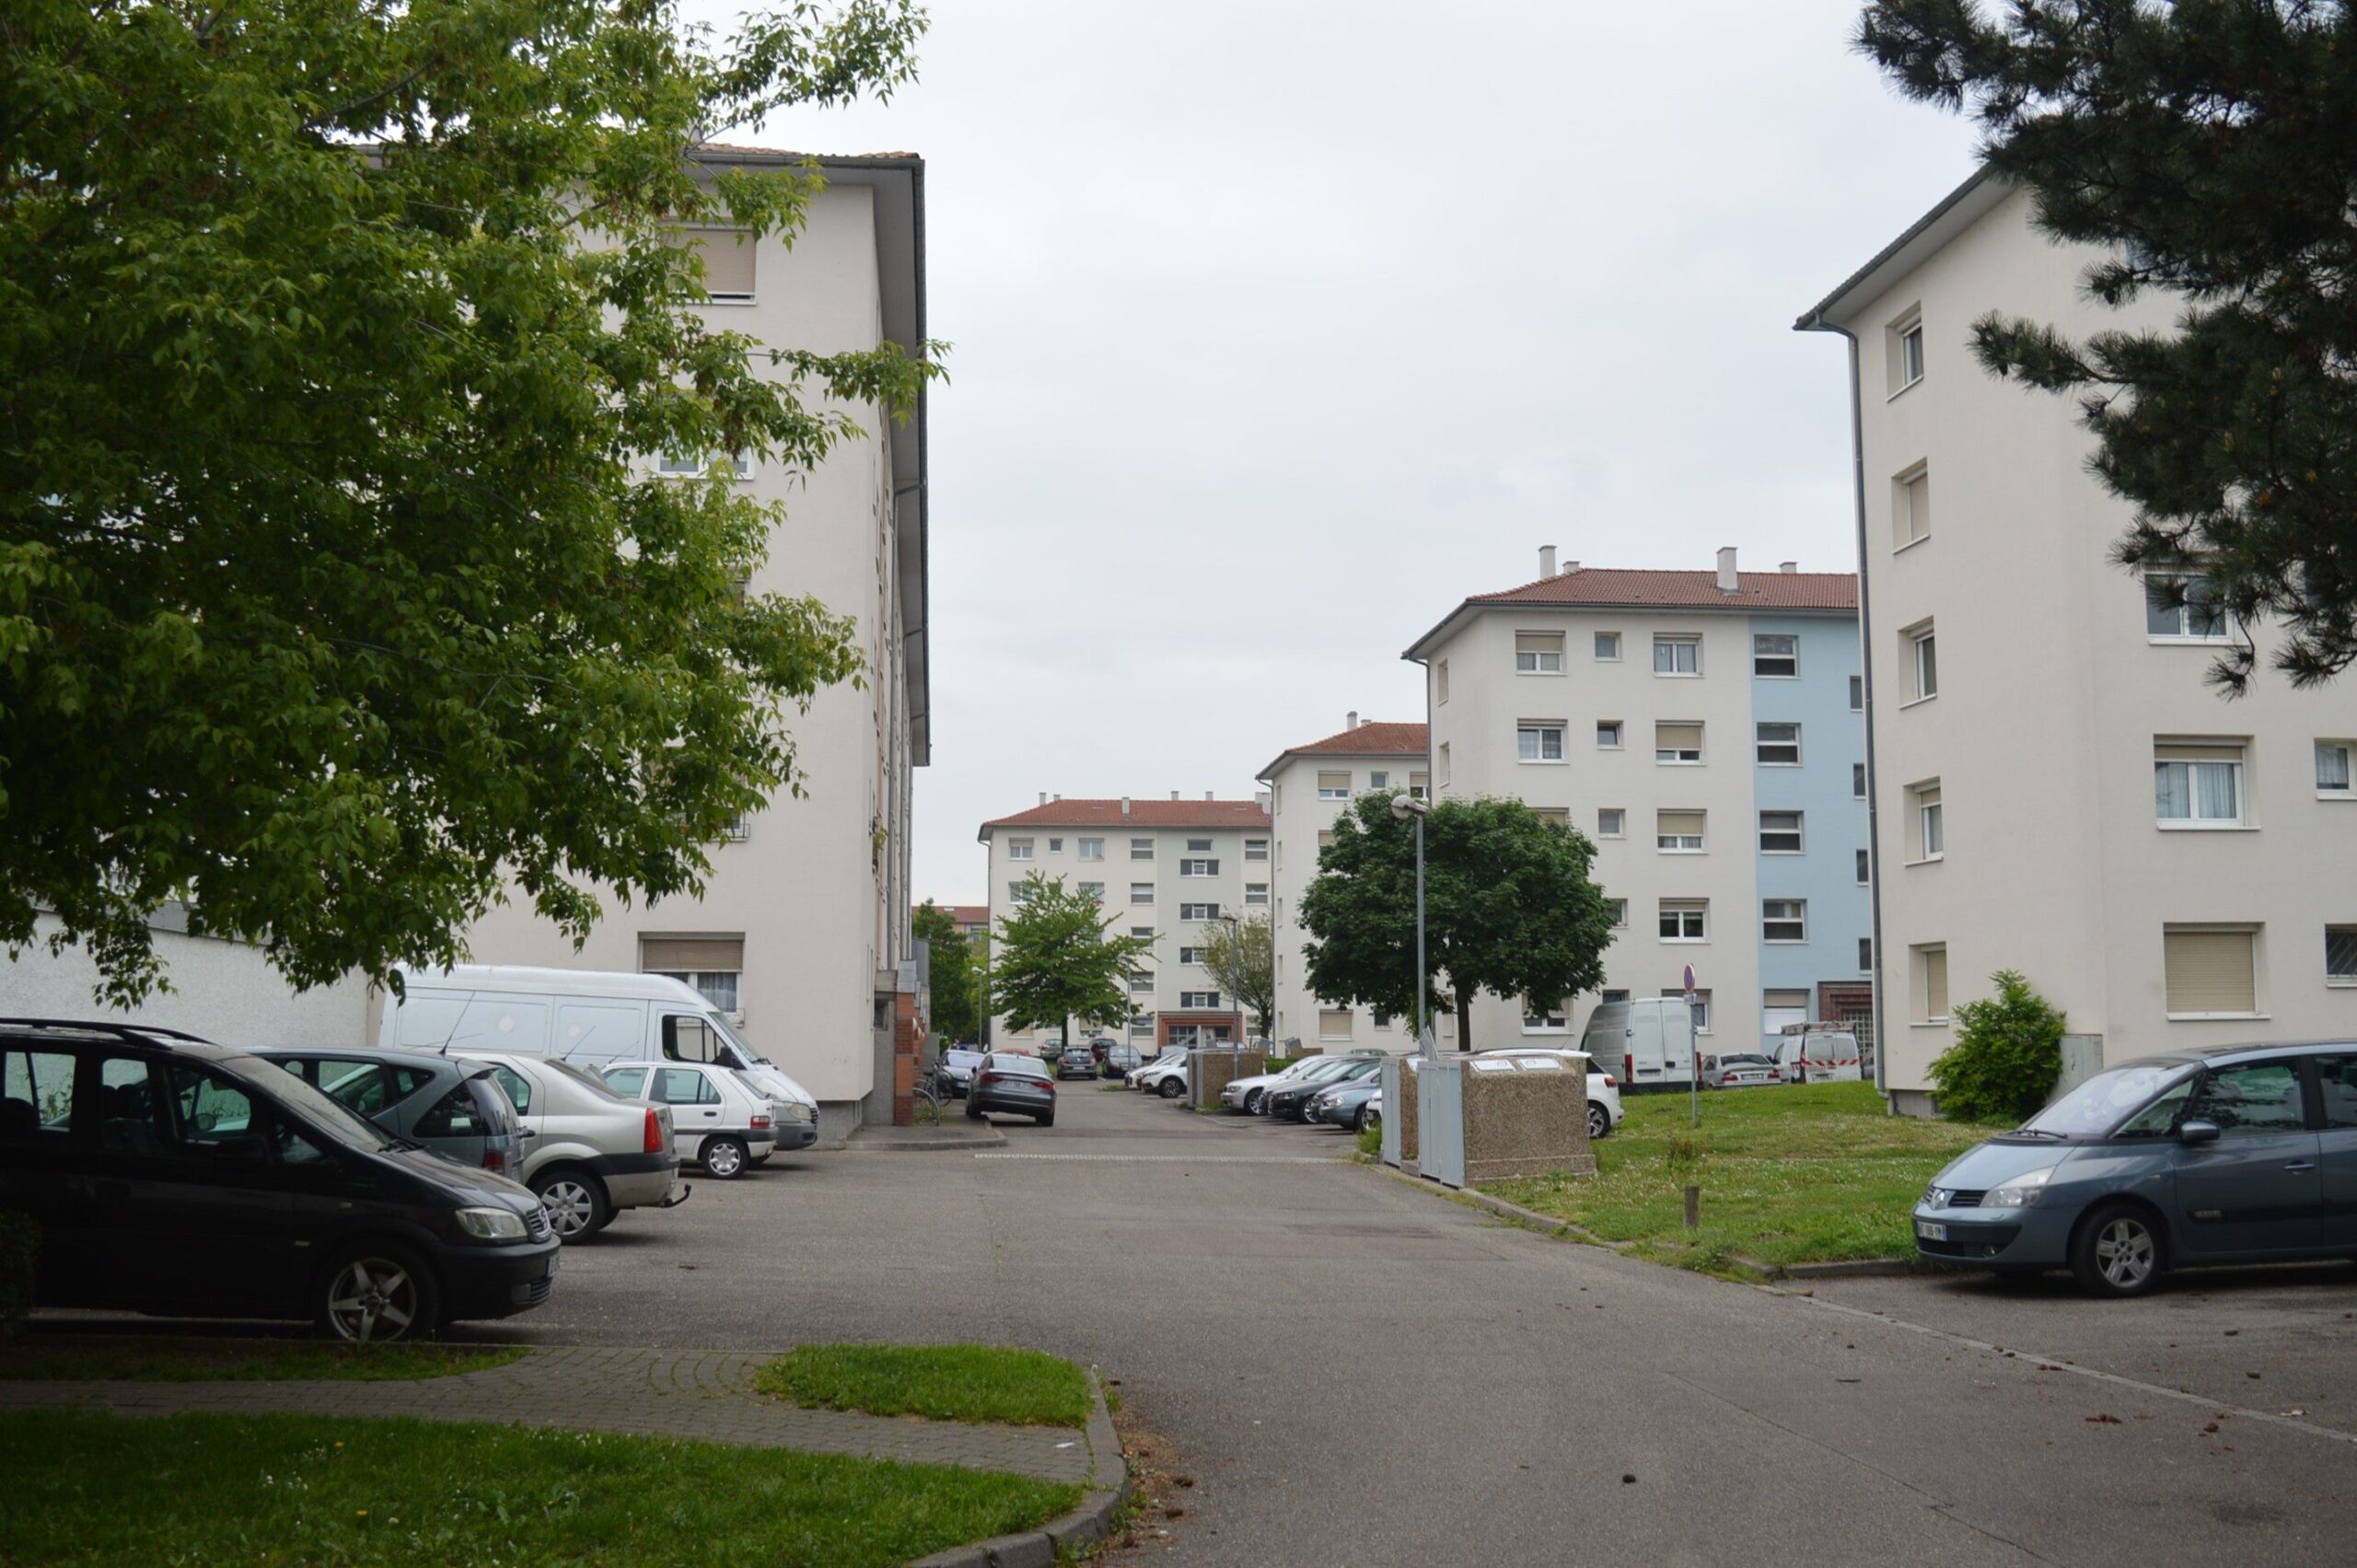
[1355,1121,1381,1156]
[1928,970,2065,1123]
[0,1212,36,1334]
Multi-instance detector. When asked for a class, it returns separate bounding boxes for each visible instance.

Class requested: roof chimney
[1538,544,1557,577]
[1346,710,1359,730]
[1121,796,1131,816]
[1779,560,1798,574]
[1170,791,1179,801]
[1038,791,1046,807]
[1716,546,1739,593]
[1255,789,1271,810]
[1562,560,1579,575]
[1203,791,1213,802]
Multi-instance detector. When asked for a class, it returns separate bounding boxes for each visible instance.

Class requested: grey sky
[732,1,1980,907]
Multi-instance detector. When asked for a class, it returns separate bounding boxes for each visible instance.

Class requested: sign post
[1683,963,1701,1128]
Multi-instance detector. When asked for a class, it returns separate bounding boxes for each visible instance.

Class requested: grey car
[252,1047,528,1182]
[967,1052,1057,1126]
[1915,1041,2357,1296]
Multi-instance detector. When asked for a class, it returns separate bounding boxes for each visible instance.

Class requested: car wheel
[1364,1107,1381,1132]
[1244,1089,1264,1114]
[530,1166,610,1240]
[1157,1077,1185,1099]
[965,1099,983,1120]
[1587,1103,1610,1141]
[2071,1202,2165,1297]
[702,1136,749,1179]
[317,1242,440,1344]
[1037,1111,1055,1127]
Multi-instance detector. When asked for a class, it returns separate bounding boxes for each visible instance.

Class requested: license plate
[546,1249,561,1277]
[1916,1221,1947,1242]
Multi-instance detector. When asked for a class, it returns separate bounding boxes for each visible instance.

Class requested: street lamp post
[1218,912,1246,1054]
[1391,794,1433,1056]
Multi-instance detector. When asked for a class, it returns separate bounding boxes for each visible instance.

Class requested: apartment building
[1800,172,2357,1113]
[1256,715,1430,1052]
[456,148,932,1141]
[1404,549,1872,1056]
[977,796,1274,1051]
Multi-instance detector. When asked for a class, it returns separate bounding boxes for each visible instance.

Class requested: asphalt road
[497,1082,2356,1565]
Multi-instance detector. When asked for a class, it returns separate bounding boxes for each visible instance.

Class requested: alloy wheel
[2095,1217,2155,1289]
[325,1258,420,1343]
[539,1179,595,1238]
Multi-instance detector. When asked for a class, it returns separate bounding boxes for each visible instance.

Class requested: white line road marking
[976,1154,1341,1164]
[1766,1284,2357,1448]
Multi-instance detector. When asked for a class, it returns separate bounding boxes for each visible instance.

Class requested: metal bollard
[1683,1185,1701,1231]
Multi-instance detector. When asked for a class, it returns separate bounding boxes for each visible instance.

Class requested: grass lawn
[757,1344,1092,1429]
[0,1410,1081,1568]
[1484,1082,1998,1273]
[0,1336,526,1383]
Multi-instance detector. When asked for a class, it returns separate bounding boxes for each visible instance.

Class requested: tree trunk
[1455,986,1473,1052]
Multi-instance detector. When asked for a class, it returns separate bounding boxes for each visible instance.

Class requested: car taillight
[644,1109,665,1155]
[1043,1080,1056,1093]
[1602,1074,1618,1087]
[482,1149,506,1173]
[1623,1053,1633,1082]
[752,1114,772,1130]
[980,1073,1003,1086]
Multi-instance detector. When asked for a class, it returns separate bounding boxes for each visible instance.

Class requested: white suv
[457,1051,690,1239]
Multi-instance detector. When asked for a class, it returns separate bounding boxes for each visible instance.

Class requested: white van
[1772,1028,1864,1085]
[1578,997,1698,1087]
[380,966,820,1126]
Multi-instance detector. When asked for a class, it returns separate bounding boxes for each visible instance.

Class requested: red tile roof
[1276,721,1428,759]
[981,799,1271,832]
[1470,568,1857,611]
[946,905,988,928]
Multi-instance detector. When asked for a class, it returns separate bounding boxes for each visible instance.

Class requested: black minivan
[0,1019,560,1342]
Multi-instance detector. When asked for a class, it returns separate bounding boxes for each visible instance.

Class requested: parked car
[1100,1042,1144,1079]
[967,1052,1058,1125]
[1133,1051,1190,1099]
[1700,1052,1782,1089]
[1268,1057,1385,1121]
[1772,1029,1864,1086]
[249,1046,528,1179]
[1306,1074,1384,1132]
[1914,1042,2357,1296]
[1476,1049,1624,1140]
[0,1019,559,1342]
[598,1061,775,1179]
[939,1043,988,1097]
[449,1050,687,1239]
[1055,1044,1097,1081]
[1223,1054,1362,1115]
[1128,1046,1188,1089]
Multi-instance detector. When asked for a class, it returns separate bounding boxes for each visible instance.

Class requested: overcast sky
[732,1,1981,908]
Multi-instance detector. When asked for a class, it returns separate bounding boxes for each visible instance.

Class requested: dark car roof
[249,1044,491,1079]
[2109,1040,2356,1071]
[0,1017,238,1058]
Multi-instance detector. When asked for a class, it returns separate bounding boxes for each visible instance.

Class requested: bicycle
[912,1063,952,1124]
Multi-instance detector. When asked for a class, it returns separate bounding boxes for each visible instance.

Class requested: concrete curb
[1354,1155,1632,1251]
[841,1129,1010,1153]
[908,1372,1131,1568]
[1731,1253,1917,1281]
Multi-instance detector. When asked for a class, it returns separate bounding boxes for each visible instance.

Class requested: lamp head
[1390,794,1429,821]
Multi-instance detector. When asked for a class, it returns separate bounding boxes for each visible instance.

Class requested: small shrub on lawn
[1356,1121,1381,1156]
[1928,969,2065,1123]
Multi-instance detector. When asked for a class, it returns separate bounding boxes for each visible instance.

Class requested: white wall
[1265,749,1428,1051]
[0,913,372,1049]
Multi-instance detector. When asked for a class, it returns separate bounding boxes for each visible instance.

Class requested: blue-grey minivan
[1916,1042,2357,1296]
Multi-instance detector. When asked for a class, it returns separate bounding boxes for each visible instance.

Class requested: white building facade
[1405,551,1873,1060]
[977,796,1274,1052]
[1802,173,2357,1113]
[1257,717,1430,1052]
[457,149,933,1141]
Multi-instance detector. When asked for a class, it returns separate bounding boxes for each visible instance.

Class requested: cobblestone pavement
[0,1345,1101,1487]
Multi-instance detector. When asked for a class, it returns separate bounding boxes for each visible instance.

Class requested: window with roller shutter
[2163,927,2259,1016]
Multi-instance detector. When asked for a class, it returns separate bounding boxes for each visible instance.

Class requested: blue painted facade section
[1749,614,1872,1051]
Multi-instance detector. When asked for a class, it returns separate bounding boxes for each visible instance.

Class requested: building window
[1178,902,1221,921]
[1894,314,1925,391]
[1409,772,1429,799]
[1655,721,1702,764]
[1856,848,1871,885]
[1178,946,1205,964]
[1762,899,1808,944]
[1894,464,1931,549]
[2316,741,2353,796]
[1522,999,1569,1032]
[1318,772,1351,800]
[1656,810,1705,853]
[1373,1010,1393,1030]
[1009,881,1030,905]
[1853,762,1867,799]
[1318,830,1335,851]
[1607,898,1629,928]
[1187,838,1212,854]
[1318,1009,1353,1040]
[1438,743,1450,787]
[1755,722,1801,766]
[1130,1019,1155,1039]
[1008,839,1034,862]
[1849,675,1864,712]
[2154,741,2245,827]
[1078,882,1105,901]
[1660,900,1708,942]
[2145,573,2227,642]
[1597,807,1625,839]
[1908,780,1944,860]
[1660,987,1713,1033]
[1536,807,1571,829]
[1653,634,1701,676]
[1131,883,1155,904]
[1515,631,1565,674]
[1245,882,1269,906]
[1132,838,1154,860]
[1079,837,1104,861]
[1905,622,1937,701]
[1596,720,1623,750]
[1369,772,1388,790]
[1763,989,1811,1041]
[1595,632,1622,661]
[1759,810,1804,854]
[1129,972,1155,993]
[1245,838,1269,860]
[1131,925,1154,939]
[652,970,740,1013]
[2163,926,2260,1017]
[1179,857,1219,877]
[1859,937,1874,972]
[1915,944,1949,1022]
[1518,723,1567,763]
[2328,927,2357,986]
[1436,659,1450,705]
[1753,634,1799,679]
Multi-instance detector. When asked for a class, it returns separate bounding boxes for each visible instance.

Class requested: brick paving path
[0,1347,1102,1488]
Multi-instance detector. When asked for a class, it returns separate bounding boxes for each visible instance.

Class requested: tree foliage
[912,900,980,1044]
[0,0,941,1004]
[1200,911,1274,1041]
[1297,795,1617,1049]
[988,875,1153,1049]
[1928,969,2067,1123]
[1859,0,2357,692]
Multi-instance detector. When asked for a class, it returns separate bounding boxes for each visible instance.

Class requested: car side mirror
[2178,1119,2221,1145]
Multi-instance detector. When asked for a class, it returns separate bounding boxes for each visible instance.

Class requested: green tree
[1927,969,2067,1124]
[0,0,941,1004]
[990,875,1153,1052]
[1858,0,2357,692]
[1201,912,1275,1042]
[912,901,981,1044]
[1298,796,1617,1050]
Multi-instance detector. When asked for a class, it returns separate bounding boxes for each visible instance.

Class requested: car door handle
[2283,1161,2317,1173]
[96,1179,131,1201]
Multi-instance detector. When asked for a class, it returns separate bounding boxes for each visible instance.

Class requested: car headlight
[785,1102,814,1123]
[455,1206,530,1242]
[1983,1168,2056,1209]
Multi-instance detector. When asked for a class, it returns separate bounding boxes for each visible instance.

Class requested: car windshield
[219,1055,395,1151]
[2016,1063,2198,1138]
